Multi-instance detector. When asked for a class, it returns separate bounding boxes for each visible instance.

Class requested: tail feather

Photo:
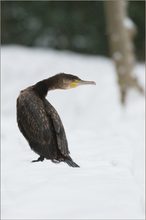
[64,156,80,168]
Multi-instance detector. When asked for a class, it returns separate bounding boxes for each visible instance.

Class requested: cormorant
[17,73,96,167]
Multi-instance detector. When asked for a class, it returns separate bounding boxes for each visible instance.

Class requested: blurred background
[1,1,145,60]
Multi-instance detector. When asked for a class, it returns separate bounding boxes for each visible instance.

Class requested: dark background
[2,1,145,60]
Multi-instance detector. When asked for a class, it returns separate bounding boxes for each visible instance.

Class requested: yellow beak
[70,79,96,88]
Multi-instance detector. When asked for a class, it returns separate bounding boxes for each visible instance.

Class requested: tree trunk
[104,0,143,104]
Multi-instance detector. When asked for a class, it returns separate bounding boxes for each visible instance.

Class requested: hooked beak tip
[91,81,96,85]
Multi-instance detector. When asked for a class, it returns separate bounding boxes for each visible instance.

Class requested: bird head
[55,73,96,89]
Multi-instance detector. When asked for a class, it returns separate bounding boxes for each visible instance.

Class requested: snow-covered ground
[1,46,145,219]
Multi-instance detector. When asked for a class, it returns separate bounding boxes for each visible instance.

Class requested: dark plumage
[17,73,96,167]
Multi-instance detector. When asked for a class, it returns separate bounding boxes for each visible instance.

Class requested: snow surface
[123,17,135,30]
[1,46,145,219]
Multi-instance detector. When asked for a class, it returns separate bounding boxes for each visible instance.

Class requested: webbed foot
[51,159,60,163]
[32,156,44,162]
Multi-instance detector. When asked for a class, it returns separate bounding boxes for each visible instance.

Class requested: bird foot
[51,159,60,163]
[32,156,44,162]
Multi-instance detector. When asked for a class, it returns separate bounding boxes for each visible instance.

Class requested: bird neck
[33,77,57,98]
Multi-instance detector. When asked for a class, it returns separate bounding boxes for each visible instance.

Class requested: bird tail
[64,156,80,168]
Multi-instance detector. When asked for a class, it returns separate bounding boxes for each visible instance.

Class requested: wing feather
[17,94,50,143]
[44,99,70,156]
[17,91,58,158]
[17,89,69,158]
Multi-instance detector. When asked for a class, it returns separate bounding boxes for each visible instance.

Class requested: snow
[1,46,145,219]
[123,17,135,30]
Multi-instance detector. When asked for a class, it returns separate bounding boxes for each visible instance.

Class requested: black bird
[17,73,96,167]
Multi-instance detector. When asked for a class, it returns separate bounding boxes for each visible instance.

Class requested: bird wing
[17,92,57,157]
[44,99,70,157]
